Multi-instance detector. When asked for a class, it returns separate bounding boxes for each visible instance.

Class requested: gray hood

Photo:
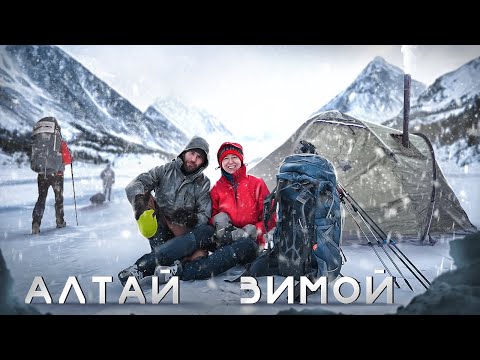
[179,136,210,168]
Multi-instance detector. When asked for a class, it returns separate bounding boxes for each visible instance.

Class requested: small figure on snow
[100,162,115,201]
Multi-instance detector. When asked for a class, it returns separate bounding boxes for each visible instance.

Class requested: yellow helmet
[136,209,158,238]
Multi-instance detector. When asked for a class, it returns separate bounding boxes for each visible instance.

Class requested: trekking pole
[70,163,79,226]
[339,182,431,287]
[338,193,401,289]
[336,185,414,290]
[351,204,429,290]
[366,217,429,290]
[337,183,430,289]
[352,206,414,291]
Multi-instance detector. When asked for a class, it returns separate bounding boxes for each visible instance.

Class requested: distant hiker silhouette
[100,162,115,201]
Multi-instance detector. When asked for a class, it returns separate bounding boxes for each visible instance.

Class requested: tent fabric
[250,111,477,242]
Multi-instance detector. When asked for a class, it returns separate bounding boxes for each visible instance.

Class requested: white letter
[119,277,145,304]
[268,276,295,304]
[240,277,261,304]
[25,276,52,304]
[366,276,394,304]
[300,276,328,304]
[92,276,113,304]
[152,276,180,304]
[59,276,86,304]
[333,276,360,304]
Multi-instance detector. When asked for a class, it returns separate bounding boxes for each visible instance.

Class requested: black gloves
[168,208,199,229]
[133,193,151,220]
[134,193,199,230]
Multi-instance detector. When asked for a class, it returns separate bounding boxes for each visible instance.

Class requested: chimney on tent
[402,74,411,148]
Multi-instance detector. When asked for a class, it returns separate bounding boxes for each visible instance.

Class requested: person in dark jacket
[32,132,72,235]
[118,136,215,286]
[152,141,276,284]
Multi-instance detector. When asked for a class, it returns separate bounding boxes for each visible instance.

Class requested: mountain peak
[372,55,388,65]
[0,45,180,160]
[414,55,480,110]
[365,56,403,75]
[150,97,233,139]
[317,56,426,123]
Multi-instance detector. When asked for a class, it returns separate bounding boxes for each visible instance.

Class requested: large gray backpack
[31,117,64,175]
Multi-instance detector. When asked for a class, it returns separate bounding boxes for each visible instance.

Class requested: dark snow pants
[180,237,259,280]
[32,173,65,226]
[136,224,215,276]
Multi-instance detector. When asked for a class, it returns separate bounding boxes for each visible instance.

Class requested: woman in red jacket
[153,142,276,283]
[210,142,275,249]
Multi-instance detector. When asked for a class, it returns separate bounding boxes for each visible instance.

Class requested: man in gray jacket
[118,136,215,285]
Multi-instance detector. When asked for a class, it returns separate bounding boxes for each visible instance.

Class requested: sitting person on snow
[152,141,276,283]
[118,136,215,286]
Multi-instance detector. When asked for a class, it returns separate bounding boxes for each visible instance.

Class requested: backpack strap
[294,183,316,229]
[263,178,283,235]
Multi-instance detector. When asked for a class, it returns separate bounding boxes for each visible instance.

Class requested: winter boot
[134,252,158,277]
[118,264,146,286]
[32,223,40,235]
[154,260,183,284]
[118,251,158,286]
[56,221,66,228]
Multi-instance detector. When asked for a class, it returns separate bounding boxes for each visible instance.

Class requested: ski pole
[355,209,429,290]
[70,163,79,226]
[355,208,415,291]
[339,193,401,288]
[337,183,430,288]
[336,185,414,290]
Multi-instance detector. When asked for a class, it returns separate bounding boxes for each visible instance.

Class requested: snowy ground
[0,155,478,315]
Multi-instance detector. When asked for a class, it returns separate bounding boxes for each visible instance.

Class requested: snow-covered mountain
[149,97,233,139]
[0,45,184,162]
[315,56,426,124]
[383,57,480,167]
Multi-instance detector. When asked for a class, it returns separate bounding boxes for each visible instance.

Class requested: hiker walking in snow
[118,136,215,286]
[152,141,277,284]
[31,117,72,235]
[100,162,115,201]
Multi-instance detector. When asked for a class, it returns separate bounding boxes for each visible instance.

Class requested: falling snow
[0,157,478,314]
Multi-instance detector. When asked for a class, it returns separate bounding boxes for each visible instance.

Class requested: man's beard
[182,162,200,174]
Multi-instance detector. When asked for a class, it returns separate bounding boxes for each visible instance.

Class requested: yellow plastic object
[136,209,158,238]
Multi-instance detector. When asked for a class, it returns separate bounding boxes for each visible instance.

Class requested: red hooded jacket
[210,165,276,247]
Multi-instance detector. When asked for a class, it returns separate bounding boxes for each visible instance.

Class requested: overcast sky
[60,45,480,141]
